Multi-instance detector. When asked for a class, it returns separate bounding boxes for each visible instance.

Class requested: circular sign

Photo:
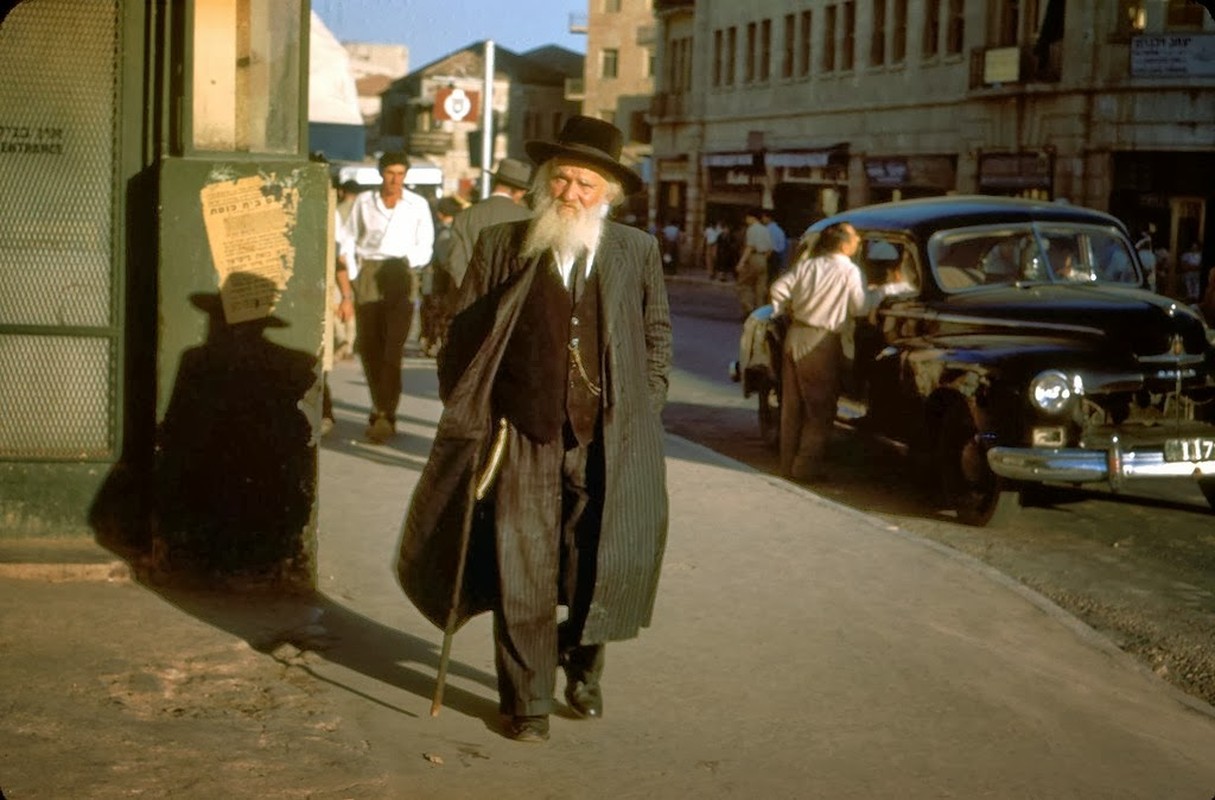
[443,88,473,122]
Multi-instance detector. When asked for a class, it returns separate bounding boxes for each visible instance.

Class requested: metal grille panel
[0,0,119,328]
[0,334,114,458]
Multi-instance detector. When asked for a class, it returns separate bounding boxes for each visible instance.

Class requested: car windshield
[928,223,1141,292]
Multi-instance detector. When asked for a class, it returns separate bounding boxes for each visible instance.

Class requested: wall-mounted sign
[434,87,479,122]
[200,174,299,324]
[865,158,910,187]
[1131,34,1215,77]
[979,151,1053,190]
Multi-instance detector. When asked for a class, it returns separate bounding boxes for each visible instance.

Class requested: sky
[311,0,588,69]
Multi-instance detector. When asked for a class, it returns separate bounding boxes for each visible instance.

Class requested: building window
[604,0,621,11]
[871,0,886,66]
[997,0,1020,46]
[923,0,940,57]
[799,10,813,76]
[946,0,965,54]
[726,26,737,85]
[824,4,837,71]
[191,0,303,153]
[760,18,772,81]
[681,37,694,90]
[645,47,655,78]
[892,0,907,62]
[745,22,756,82]
[713,29,723,86]
[1115,0,1147,34]
[843,1,856,69]
[782,14,796,78]
[1166,0,1206,28]
[601,47,619,79]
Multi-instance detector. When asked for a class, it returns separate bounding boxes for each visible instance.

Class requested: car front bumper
[988,444,1215,489]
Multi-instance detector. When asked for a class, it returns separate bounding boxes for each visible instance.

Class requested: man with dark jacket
[396,116,672,743]
[446,157,533,290]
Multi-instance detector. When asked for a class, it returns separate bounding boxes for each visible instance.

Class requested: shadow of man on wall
[153,272,318,590]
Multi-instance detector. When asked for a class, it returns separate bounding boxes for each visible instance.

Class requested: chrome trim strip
[880,308,1105,338]
[988,446,1215,483]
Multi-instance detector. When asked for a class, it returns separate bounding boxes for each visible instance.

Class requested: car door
[847,235,925,442]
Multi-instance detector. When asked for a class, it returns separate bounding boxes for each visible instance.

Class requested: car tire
[1199,477,1215,512]
[758,380,780,451]
[936,402,1020,527]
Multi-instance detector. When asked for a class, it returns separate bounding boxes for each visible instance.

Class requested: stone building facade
[577,0,659,189]
[649,0,1215,290]
[379,43,582,201]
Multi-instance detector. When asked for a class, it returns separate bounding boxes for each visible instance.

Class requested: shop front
[767,145,850,240]
[1109,150,1215,299]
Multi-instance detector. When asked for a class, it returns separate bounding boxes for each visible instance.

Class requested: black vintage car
[730,196,1215,525]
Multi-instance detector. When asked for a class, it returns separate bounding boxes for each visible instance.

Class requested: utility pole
[479,40,495,199]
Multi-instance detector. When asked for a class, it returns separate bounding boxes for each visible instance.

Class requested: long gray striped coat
[396,219,673,643]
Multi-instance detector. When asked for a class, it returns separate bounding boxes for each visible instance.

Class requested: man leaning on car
[769,222,911,482]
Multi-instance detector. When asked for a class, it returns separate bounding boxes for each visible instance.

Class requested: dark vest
[493,263,602,445]
[566,267,602,446]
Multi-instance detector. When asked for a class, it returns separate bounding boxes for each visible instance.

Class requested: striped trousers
[491,424,605,716]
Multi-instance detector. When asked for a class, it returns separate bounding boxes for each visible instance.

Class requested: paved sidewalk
[2,354,1215,799]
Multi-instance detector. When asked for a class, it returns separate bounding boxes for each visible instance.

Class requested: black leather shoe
[564,680,603,719]
[507,715,550,742]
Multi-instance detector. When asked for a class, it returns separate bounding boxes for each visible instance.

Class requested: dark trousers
[354,261,415,422]
[780,331,842,481]
[491,425,604,716]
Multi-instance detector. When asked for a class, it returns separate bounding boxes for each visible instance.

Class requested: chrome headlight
[1029,370,1073,415]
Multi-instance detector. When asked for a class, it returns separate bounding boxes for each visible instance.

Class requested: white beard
[520,191,605,262]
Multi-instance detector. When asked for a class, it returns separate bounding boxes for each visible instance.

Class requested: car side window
[861,237,919,295]
[931,226,1036,291]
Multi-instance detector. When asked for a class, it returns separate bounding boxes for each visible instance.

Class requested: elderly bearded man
[396,116,672,743]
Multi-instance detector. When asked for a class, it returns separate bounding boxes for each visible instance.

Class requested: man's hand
[338,296,354,323]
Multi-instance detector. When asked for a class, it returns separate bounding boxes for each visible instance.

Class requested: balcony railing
[969,43,1062,89]
[565,77,585,101]
[654,0,694,11]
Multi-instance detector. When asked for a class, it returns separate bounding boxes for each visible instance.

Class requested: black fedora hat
[525,115,643,195]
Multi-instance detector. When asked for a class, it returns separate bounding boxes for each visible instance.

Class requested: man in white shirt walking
[339,152,435,443]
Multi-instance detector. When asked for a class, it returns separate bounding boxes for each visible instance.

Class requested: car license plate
[1163,437,1215,462]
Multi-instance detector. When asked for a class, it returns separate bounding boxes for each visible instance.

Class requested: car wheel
[758,380,780,451]
[1199,477,1215,512]
[937,403,1020,526]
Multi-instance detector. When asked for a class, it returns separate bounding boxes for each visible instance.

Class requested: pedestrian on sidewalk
[419,195,463,358]
[735,208,773,318]
[446,157,534,292]
[761,208,788,282]
[1180,240,1204,302]
[338,152,435,444]
[703,218,721,277]
[396,115,672,744]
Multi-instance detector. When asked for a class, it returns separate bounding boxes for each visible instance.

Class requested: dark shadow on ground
[144,585,500,724]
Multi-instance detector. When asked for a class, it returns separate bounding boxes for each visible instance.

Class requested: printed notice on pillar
[200,175,299,324]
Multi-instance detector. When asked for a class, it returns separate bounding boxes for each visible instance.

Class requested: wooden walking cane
[431,418,510,716]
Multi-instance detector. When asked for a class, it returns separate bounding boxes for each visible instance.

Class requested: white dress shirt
[340,188,435,280]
